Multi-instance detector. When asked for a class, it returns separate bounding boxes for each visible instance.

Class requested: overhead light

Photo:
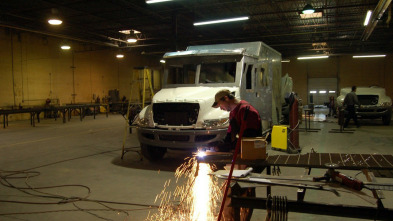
[146,0,173,4]
[319,90,327,94]
[281,59,290,63]
[48,18,62,25]
[160,59,165,63]
[310,91,317,94]
[60,45,71,50]
[298,56,329,60]
[116,54,124,58]
[194,16,249,26]
[353,55,386,58]
[48,8,62,25]
[329,91,336,93]
[127,38,137,43]
[364,10,372,26]
[302,3,315,14]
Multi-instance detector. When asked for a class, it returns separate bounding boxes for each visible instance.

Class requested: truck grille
[358,95,379,105]
[153,103,200,126]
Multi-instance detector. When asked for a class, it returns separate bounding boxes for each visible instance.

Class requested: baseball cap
[212,89,231,108]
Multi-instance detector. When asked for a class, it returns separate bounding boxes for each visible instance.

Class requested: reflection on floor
[302,105,335,122]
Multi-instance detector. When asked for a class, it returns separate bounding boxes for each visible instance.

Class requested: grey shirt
[344,91,360,106]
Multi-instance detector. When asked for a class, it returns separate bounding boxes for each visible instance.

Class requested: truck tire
[141,144,167,161]
[382,112,391,126]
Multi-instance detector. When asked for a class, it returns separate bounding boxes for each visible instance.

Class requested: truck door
[242,62,265,116]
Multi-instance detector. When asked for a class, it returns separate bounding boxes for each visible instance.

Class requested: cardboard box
[241,137,267,160]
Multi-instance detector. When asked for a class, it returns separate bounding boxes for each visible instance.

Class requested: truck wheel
[382,113,391,125]
[141,144,167,161]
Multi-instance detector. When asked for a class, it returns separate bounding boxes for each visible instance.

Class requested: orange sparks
[146,157,222,221]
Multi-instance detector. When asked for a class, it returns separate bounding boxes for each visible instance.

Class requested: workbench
[0,103,109,128]
[198,152,393,220]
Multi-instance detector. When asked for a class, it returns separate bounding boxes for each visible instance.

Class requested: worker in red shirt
[212,89,262,221]
[212,89,262,151]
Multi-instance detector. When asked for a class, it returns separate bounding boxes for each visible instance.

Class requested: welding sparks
[146,157,222,221]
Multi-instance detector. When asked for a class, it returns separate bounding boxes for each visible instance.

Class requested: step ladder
[121,67,155,159]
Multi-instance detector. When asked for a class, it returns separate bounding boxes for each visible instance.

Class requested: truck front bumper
[357,106,392,118]
[137,127,228,149]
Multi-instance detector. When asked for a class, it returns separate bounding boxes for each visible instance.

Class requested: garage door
[308,78,337,105]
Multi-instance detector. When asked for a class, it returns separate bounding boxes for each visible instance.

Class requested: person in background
[343,85,360,128]
[212,89,262,221]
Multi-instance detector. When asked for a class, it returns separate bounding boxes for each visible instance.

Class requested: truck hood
[151,86,238,125]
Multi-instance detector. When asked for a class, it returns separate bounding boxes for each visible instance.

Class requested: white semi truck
[134,42,282,160]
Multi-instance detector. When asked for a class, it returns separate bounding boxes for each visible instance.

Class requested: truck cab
[337,86,392,125]
[134,42,282,160]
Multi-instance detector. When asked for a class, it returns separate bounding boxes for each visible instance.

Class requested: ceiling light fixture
[127,38,137,43]
[302,2,315,14]
[281,59,290,63]
[116,54,124,58]
[60,45,71,50]
[353,55,386,58]
[48,18,62,25]
[146,0,173,4]
[298,56,329,60]
[363,10,372,26]
[160,59,166,63]
[194,16,249,26]
[48,8,62,25]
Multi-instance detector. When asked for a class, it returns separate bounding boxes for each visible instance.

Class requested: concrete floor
[1,108,393,221]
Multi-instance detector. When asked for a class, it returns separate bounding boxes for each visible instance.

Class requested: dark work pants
[344,105,359,127]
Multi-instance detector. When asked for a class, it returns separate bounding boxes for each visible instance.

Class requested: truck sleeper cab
[134,42,282,160]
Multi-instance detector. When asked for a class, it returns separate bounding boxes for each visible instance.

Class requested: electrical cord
[0,149,160,220]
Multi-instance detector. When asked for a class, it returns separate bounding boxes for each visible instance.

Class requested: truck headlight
[133,115,150,127]
[202,118,229,129]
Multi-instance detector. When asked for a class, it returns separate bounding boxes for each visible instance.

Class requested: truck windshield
[199,62,236,84]
[167,64,197,84]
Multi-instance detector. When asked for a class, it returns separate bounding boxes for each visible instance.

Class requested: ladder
[121,68,155,159]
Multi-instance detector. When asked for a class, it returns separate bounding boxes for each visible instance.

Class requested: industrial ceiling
[1,0,392,58]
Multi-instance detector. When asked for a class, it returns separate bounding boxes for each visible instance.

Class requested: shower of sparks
[146,157,222,221]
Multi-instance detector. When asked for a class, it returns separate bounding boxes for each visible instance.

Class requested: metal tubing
[230,196,393,220]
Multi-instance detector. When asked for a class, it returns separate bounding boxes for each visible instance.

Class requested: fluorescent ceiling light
[319,91,327,94]
[364,10,372,26]
[281,59,290,63]
[310,91,317,94]
[329,91,336,93]
[127,38,137,43]
[48,19,62,25]
[146,0,173,4]
[194,16,249,26]
[300,11,322,19]
[298,56,329,60]
[116,54,124,58]
[60,45,71,50]
[353,55,386,58]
